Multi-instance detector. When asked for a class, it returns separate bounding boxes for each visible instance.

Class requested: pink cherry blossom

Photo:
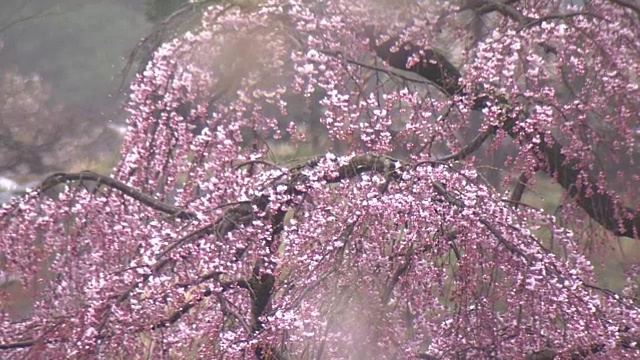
[2,1,640,359]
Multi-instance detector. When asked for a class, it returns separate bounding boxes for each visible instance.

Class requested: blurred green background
[0,0,198,187]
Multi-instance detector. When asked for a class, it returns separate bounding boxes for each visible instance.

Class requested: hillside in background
[0,0,152,195]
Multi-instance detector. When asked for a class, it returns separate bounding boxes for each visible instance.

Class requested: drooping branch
[368,33,462,95]
[0,155,406,351]
[381,246,413,304]
[39,171,195,220]
[120,0,233,88]
[460,0,605,31]
[152,278,250,332]
[0,340,36,350]
[537,138,640,238]
[369,30,640,239]
[3,153,640,357]
[432,180,531,261]
[435,129,493,163]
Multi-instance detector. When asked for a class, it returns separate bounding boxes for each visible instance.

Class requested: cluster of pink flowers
[2,0,640,358]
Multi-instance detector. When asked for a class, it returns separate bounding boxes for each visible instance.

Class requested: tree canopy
[2,0,640,358]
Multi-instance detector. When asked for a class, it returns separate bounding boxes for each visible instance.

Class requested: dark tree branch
[382,247,413,304]
[95,258,173,338]
[368,32,640,239]
[248,273,276,332]
[217,291,254,334]
[436,129,493,163]
[536,136,639,238]
[326,154,403,183]
[39,171,195,220]
[255,342,289,360]
[433,180,532,261]
[368,34,462,95]
[0,340,36,350]
[156,160,398,267]
[320,49,433,85]
[152,288,212,330]
[460,0,604,30]
[154,199,259,260]
[509,172,529,209]
[153,279,251,333]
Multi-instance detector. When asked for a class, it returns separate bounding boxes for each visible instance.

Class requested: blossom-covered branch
[39,171,195,219]
[4,153,636,358]
[369,24,640,238]
[3,1,640,358]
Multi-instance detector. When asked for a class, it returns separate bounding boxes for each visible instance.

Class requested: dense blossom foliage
[2,0,640,358]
